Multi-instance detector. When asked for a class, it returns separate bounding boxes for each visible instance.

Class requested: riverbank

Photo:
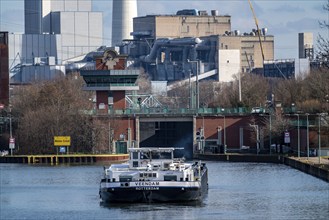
[282,156,329,182]
[2,153,328,182]
[194,153,329,182]
[0,154,129,165]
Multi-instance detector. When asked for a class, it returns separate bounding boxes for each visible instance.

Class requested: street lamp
[317,113,326,164]
[188,70,193,109]
[269,113,272,155]
[306,113,309,160]
[187,59,200,109]
[261,113,272,155]
[286,113,301,157]
[217,114,226,154]
[250,124,259,155]
[294,114,300,158]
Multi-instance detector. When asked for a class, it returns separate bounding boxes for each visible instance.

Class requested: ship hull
[100,168,208,203]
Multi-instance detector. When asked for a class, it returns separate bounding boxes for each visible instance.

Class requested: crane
[248,0,265,62]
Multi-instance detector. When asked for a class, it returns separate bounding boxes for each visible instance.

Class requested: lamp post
[218,114,226,154]
[187,59,199,109]
[9,105,13,156]
[295,114,300,158]
[269,113,272,155]
[189,70,192,109]
[250,124,259,155]
[196,60,199,109]
[261,113,272,154]
[306,113,309,160]
[318,113,321,164]
[223,115,226,153]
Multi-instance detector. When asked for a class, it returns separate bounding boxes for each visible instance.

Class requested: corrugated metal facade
[13,65,65,83]
[23,0,103,63]
[9,34,61,69]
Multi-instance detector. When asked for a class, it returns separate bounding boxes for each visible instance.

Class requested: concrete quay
[0,154,129,165]
[195,153,329,182]
[282,156,329,182]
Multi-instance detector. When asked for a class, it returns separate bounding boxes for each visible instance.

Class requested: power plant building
[132,10,231,40]
[298,32,313,60]
[219,34,274,72]
[24,0,103,62]
[129,10,274,82]
[7,0,103,83]
[25,0,93,34]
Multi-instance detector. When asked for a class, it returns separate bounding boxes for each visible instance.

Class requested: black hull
[100,168,208,203]
[100,187,200,203]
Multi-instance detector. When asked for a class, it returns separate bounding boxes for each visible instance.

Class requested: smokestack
[112,0,138,46]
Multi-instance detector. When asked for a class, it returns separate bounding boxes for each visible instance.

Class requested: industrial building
[263,59,295,79]
[7,0,103,83]
[24,0,103,61]
[128,9,274,83]
[298,32,314,60]
[132,9,231,40]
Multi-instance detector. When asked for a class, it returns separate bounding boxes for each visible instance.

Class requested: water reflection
[100,199,206,210]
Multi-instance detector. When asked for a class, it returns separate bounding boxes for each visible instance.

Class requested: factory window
[225,45,228,49]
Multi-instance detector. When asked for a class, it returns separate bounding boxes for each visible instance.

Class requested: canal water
[0,162,328,220]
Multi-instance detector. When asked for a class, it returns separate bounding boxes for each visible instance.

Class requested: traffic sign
[54,136,71,146]
[9,138,15,149]
[284,132,290,144]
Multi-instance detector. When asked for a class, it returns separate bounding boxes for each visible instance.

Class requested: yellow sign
[54,136,71,146]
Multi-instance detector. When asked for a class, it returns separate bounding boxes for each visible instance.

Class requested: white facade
[112,0,137,46]
[50,11,103,61]
[25,0,93,34]
[8,34,62,69]
[295,58,310,79]
[218,50,240,82]
[8,33,66,83]
[24,0,103,62]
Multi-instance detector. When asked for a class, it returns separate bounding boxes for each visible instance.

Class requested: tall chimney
[112,0,137,46]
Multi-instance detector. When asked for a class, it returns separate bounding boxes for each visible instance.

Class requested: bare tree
[199,81,219,107]
[317,1,329,68]
[136,68,151,94]
[12,76,95,154]
[166,82,190,108]
[301,69,329,112]
[273,77,303,108]
[240,73,269,108]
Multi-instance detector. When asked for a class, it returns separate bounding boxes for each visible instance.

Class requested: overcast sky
[0,0,328,59]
